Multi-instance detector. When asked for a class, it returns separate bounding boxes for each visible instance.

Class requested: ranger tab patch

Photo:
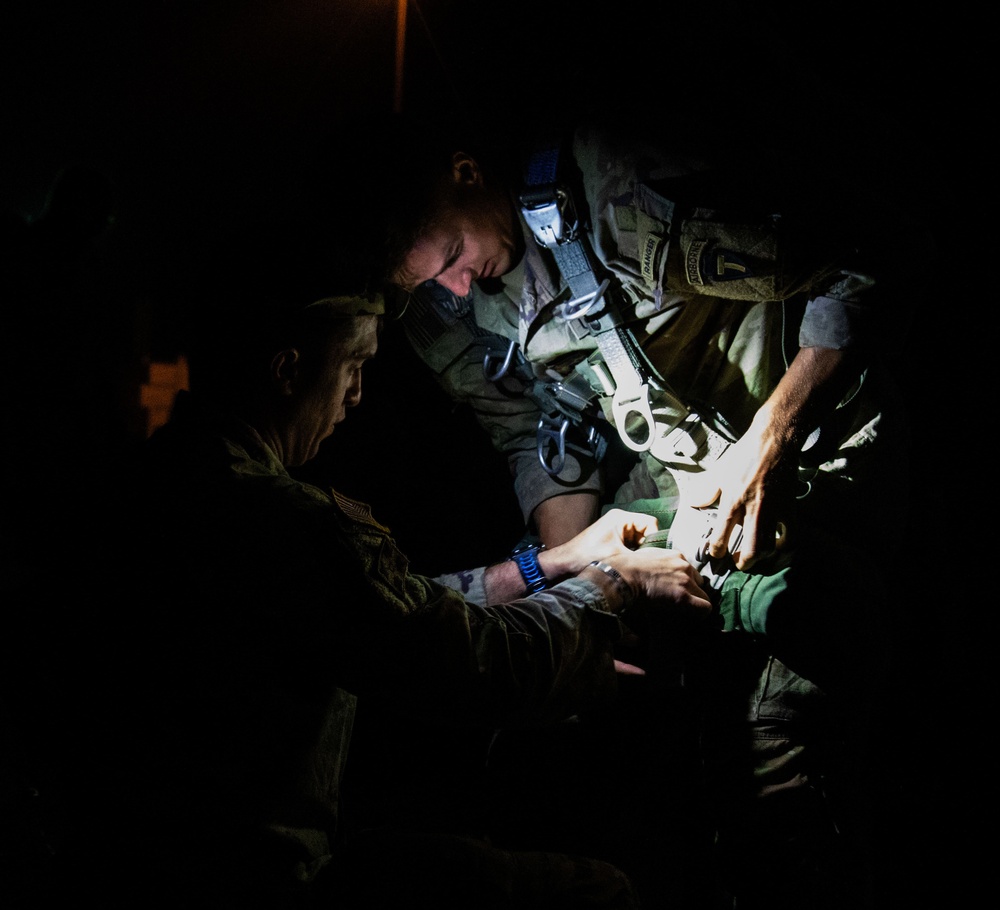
[640,231,666,286]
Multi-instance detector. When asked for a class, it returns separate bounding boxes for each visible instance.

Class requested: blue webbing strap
[521,142,603,308]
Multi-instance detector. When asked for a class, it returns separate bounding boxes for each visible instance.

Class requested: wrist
[536,543,574,585]
[510,543,549,595]
[584,561,635,613]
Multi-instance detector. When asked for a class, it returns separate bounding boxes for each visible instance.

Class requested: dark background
[1,1,984,906]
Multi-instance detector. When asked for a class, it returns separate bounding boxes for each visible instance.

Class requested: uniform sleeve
[389,573,624,728]
[432,566,488,606]
[795,159,932,353]
[800,272,875,349]
[508,448,601,525]
[315,484,622,728]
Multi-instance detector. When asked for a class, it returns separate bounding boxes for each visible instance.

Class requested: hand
[691,423,797,571]
[541,508,659,579]
[606,549,714,679]
[610,547,713,614]
[693,344,856,570]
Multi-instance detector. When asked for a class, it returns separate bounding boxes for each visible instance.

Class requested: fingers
[733,509,783,571]
[684,590,715,613]
[628,548,714,611]
[708,517,738,561]
[553,508,662,578]
[710,498,783,570]
[610,508,660,540]
[665,569,712,612]
[679,563,713,611]
[589,508,659,552]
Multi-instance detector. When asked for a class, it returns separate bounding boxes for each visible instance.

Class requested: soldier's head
[260,295,383,467]
[184,219,384,466]
[380,116,524,299]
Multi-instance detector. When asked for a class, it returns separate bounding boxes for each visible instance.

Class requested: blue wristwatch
[510,544,548,594]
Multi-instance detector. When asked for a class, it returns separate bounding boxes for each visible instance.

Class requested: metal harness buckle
[481,340,610,475]
[536,413,610,476]
[519,185,578,249]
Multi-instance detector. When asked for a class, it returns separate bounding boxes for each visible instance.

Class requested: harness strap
[521,141,606,315]
[520,142,733,465]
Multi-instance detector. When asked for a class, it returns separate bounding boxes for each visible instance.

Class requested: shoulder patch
[685,238,711,286]
[331,490,391,533]
[640,231,666,286]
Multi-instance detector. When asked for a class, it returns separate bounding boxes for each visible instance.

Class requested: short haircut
[184,218,381,397]
[377,113,516,292]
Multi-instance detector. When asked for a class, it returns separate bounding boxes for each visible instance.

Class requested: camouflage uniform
[80,390,639,910]
[403,124,915,907]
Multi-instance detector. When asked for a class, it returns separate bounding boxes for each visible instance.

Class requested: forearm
[750,344,862,453]
[433,497,631,607]
[532,491,601,548]
[482,514,646,611]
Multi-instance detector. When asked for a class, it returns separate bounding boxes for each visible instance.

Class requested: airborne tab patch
[685,238,710,286]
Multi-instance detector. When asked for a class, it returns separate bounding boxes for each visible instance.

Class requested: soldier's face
[284,316,379,466]
[395,184,519,297]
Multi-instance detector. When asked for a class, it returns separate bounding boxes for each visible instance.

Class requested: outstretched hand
[692,424,797,571]
[540,507,713,623]
[691,344,854,570]
[614,546,713,613]
[545,507,659,577]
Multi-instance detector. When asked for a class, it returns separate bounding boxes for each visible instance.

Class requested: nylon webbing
[554,242,601,303]
[520,142,731,465]
[522,140,602,304]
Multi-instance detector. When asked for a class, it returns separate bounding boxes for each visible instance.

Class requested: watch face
[510,542,543,555]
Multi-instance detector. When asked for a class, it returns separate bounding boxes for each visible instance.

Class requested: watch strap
[510,544,548,594]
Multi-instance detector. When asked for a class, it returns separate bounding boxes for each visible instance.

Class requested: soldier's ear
[451,152,482,186]
[271,348,301,395]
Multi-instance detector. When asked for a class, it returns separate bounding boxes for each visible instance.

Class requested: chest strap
[520,143,733,466]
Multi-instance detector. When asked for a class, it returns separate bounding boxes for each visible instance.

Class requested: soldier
[381,113,932,908]
[68,226,713,910]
